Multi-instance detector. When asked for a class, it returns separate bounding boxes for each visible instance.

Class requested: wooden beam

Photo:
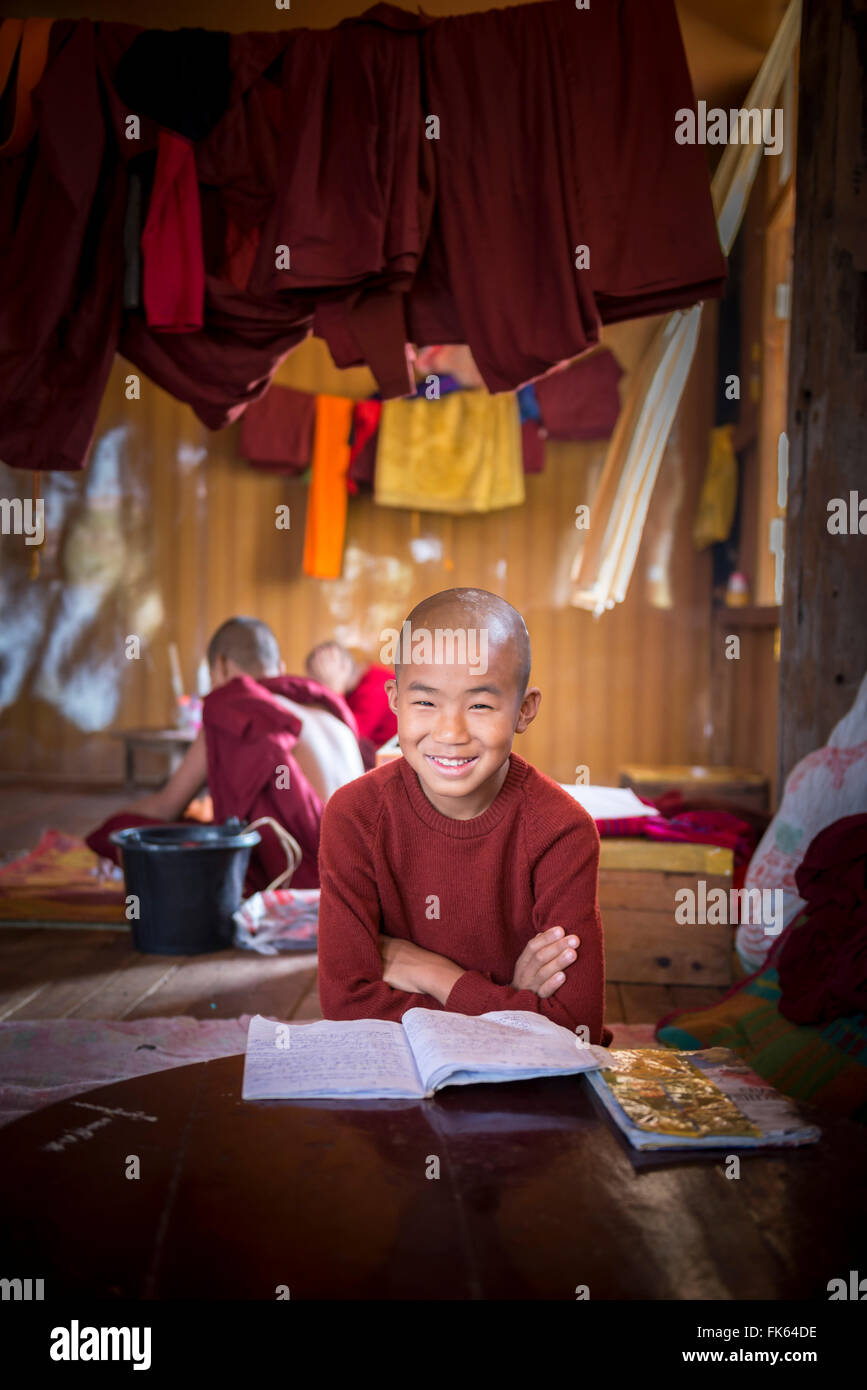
[780,0,867,783]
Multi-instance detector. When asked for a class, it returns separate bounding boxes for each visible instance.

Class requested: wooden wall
[779,0,867,781]
[0,310,746,790]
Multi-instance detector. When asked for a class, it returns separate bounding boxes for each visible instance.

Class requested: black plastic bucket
[109,820,261,955]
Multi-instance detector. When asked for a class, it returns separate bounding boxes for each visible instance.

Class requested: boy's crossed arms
[378,926,581,1004]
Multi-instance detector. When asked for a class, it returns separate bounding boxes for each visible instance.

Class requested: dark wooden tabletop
[1,1056,865,1300]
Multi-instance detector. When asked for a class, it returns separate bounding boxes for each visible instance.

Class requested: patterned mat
[0,831,126,922]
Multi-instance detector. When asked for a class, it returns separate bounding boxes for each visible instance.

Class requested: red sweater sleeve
[317,787,445,1022]
[444,812,610,1046]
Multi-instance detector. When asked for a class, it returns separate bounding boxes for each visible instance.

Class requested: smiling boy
[317,588,611,1045]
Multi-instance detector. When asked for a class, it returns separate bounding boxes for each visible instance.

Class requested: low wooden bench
[599,839,735,987]
[619,762,770,815]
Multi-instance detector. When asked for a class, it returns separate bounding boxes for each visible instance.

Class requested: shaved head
[207,617,281,678]
[395,588,531,697]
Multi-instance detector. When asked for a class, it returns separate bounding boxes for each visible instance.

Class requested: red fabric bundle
[534,350,623,441]
[141,130,204,332]
[776,814,867,1025]
[347,399,383,493]
[345,663,397,748]
[239,382,315,474]
[86,812,166,865]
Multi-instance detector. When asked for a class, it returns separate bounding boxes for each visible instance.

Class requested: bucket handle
[245,816,303,893]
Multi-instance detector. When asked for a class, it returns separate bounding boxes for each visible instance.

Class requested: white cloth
[558,784,658,820]
[271,694,364,802]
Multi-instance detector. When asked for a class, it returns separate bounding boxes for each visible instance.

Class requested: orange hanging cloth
[0,19,53,157]
[302,395,354,580]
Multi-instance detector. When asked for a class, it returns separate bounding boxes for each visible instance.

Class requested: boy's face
[386,639,540,819]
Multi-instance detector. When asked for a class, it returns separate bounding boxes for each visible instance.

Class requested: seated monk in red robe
[86,617,365,890]
[305,641,397,769]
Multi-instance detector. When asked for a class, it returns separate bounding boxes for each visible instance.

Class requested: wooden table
[112,728,196,792]
[1,1056,865,1300]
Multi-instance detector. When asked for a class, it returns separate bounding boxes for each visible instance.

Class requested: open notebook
[242,1009,608,1100]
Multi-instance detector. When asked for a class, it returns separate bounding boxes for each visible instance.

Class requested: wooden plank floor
[0,928,319,1024]
[0,926,725,1027]
[0,782,123,860]
[0,785,729,1025]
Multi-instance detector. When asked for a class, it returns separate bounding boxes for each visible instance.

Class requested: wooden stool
[112,728,195,793]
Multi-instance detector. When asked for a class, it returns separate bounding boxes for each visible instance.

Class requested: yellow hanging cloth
[693,424,738,550]
[302,395,354,579]
[374,390,524,514]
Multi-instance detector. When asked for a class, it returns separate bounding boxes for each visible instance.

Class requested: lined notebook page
[242,1015,425,1099]
[403,1008,605,1091]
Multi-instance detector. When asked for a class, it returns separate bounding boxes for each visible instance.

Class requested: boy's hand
[379,935,464,1002]
[510,926,580,998]
[379,935,428,992]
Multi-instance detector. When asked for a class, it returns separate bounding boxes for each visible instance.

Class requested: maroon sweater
[318,753,611,1046]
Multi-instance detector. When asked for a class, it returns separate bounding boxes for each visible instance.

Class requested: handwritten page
[242,1015,425,1099]
[402,1009,607,1092]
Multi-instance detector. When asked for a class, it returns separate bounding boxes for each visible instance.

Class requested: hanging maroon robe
[0,20,126,473]
[2,2,725,471]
